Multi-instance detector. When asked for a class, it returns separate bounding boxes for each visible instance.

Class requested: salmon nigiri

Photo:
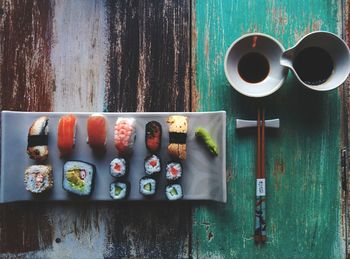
[87,114,107,153]
[57,114,77,157]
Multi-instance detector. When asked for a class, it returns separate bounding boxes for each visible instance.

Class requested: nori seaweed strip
[27,135,48,147]
[169,132,187,144]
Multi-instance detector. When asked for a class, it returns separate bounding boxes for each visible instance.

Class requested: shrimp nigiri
[114,118,136,157]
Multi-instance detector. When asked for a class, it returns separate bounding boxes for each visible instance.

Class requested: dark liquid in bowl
[238,52,269,83]
[293,47,333,85]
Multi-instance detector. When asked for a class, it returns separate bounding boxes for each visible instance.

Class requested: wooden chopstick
[255,109,262,243]
[261,110,265,178]
[257,109,261,178]
[255,108,267,244]
[260,109,266,243]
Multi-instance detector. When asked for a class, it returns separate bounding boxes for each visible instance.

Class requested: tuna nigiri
[87,114,107,153]
[114,117,136,157]
[57,114,77,157]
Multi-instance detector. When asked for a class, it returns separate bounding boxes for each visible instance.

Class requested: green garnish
[67,169,85,189]
[170,187,178,196]
[115,185,123,196]
[144,183,151,191]
[195,127,219,156]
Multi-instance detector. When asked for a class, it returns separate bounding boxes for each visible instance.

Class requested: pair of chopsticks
[254,108,267,244]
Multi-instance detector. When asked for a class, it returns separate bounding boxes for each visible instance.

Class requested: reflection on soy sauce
[293,47,334,85]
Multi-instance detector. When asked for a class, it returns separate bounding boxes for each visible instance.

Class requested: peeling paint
[272,159,285,191]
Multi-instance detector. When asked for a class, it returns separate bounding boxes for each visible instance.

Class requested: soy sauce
[293,47,333,85]
[238,52,270,83]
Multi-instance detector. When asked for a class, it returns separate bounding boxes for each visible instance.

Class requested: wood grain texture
[105,0,191,112]
[104,1,191,258]
[193,0,345,258]
[0,0,54,111]
[0,0,54,253]
[51,0,107,112]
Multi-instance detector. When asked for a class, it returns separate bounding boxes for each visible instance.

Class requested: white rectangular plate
[0,111,226,203]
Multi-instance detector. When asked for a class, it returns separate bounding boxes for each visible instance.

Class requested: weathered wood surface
[0,0,348,258]
[193,0,346,258]
[0,0,191,258]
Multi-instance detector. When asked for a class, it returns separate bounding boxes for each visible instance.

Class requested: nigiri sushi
[167,115,188,160]
[87,114,107,153]
[57,114,77,157]
[27,116,49,161]
[114,117,136,157]
[145,121,162,152]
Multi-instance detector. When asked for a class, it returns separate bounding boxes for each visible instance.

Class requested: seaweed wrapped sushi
[63,160,95,196]
[24,165,53,194]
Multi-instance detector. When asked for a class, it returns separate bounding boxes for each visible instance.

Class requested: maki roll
[27,116,49,161]
[166,161,183,181]
[24,165,53,194]
[139,176,157,197]
[110,157,127,178]
[110,180,130,200]
[144,154,161,176]
[165,183,183,200]
[63,161,95,196]
[145,121,162,152]
[114,117,136,157]
[57,114,77,157]
[87,114,107,153]
[167,115,188,160]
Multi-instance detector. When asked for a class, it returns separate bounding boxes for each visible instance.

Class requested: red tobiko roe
[114,163,121,172]
[170,167,178,176]
[147,139,159,149]
[149,160,157,167]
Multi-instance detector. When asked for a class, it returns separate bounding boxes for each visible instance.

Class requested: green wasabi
[195,127,218,156]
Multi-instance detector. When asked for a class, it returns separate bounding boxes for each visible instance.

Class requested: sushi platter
[0,111,226,203]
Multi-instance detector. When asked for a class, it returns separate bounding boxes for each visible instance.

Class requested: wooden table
[0,0,348,258]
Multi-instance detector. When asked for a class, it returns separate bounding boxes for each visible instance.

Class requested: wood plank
[105,0,191,112]
[51,0,106,111]
[0,0,54,253]
[192,0,345,258]
[103,0,191,257]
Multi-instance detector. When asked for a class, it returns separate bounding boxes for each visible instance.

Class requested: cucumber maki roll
[165,183,183,200]
[139,176,157,197]
[166,161,182,181]
[63,160,95,196]
[144,154,161,176]
[110,181,130,200]
[110,157,127,178]
[24,165,53,194]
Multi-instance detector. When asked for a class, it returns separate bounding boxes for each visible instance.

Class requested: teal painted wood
[193,0,345,258]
